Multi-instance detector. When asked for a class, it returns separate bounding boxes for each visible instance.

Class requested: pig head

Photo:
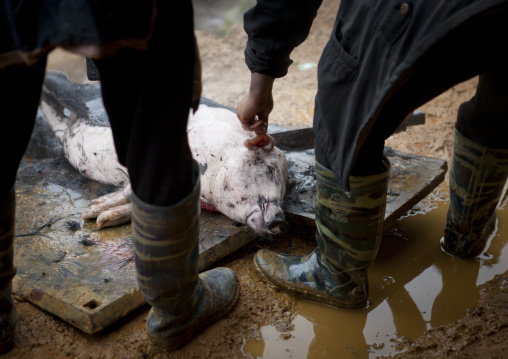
[188,105,289,236]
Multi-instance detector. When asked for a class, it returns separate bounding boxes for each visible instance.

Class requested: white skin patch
[62,123,128,187]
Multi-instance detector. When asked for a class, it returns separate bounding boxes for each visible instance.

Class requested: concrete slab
[12,115,447,335]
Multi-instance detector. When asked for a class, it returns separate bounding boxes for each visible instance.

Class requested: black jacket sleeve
[243,0,323,78]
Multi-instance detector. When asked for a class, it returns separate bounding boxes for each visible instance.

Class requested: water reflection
[242,182,508,358]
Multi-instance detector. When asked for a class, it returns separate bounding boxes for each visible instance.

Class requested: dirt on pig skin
[5,1,508,358]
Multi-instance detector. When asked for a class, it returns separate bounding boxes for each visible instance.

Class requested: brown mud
[5,1,508,358]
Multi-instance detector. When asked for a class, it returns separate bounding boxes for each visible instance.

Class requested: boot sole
[149,282,240,352]
[253,255,367,309]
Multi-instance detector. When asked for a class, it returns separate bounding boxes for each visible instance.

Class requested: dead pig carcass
[39,71,289,236]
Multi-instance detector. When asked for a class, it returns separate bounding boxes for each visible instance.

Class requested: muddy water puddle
[242,181,508,358]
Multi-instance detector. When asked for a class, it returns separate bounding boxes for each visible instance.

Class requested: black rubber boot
[131,162,238,351]
[254,157,390,308]
[0,188,16,353]
[442,129,508,258]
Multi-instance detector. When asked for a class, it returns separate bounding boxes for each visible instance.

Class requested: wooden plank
[12,115,253,334]
[13,156,252,334]
[282,147,448,230]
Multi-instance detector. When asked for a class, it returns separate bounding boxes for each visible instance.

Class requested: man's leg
[0,59,47,352]
[93,2,237,351]
[443,68,508,258]
[254,137,389,308]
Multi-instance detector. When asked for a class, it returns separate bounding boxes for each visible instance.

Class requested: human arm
[243,0,323,78]
[238,0,322,132]
[237,72,274,134]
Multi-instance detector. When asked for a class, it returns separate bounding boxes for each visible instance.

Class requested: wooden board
[282,147,448,230]
[12,115,254,334]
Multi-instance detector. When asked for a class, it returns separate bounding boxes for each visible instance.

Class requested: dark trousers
[316,67,508,176]
[0,2,197,206]
[456,69,508,149]
[316,5,508,177]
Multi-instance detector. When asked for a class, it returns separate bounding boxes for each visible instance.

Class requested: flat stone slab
[12,115,447,334]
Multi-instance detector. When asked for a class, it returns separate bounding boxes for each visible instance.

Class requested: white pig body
[39,71,288,236]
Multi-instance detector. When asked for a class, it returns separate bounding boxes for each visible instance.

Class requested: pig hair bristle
[117,255,134,269]
[65,220,81,231]
[79,236,96,246]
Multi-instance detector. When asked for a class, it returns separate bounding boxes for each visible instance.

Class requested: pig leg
[82,184,131,220]
[96,203,132,229]
[90,184,131,205]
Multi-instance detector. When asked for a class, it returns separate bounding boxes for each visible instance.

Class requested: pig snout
[267,217,289,235]
[245,198,288,235]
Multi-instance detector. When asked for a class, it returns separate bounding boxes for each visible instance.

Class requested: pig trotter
[96,203,132,229]
[83,185,131,222]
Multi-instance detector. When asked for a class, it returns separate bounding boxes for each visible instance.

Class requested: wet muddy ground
[5,1,508,358]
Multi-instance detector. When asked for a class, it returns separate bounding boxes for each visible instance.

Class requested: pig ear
[244,134,275,151]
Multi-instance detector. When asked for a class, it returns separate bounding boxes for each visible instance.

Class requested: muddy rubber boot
[0,188,16,353]
[254,157,390,308]
[442,130,508,258]
[131,164,238,351]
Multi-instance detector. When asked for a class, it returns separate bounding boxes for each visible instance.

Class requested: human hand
[237,73,275,135]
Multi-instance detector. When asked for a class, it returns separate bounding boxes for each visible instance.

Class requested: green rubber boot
[131,162,238,351]
[0,188,16,353]
[442,130,508,258]
[254,157,390,308]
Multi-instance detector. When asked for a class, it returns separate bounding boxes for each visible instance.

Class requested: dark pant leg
[0,60,47,195]
[93,2,197,207]
[337,65,508,180]
[343,64,508,177]
[315,134,385,176]
[456,67,508,149]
